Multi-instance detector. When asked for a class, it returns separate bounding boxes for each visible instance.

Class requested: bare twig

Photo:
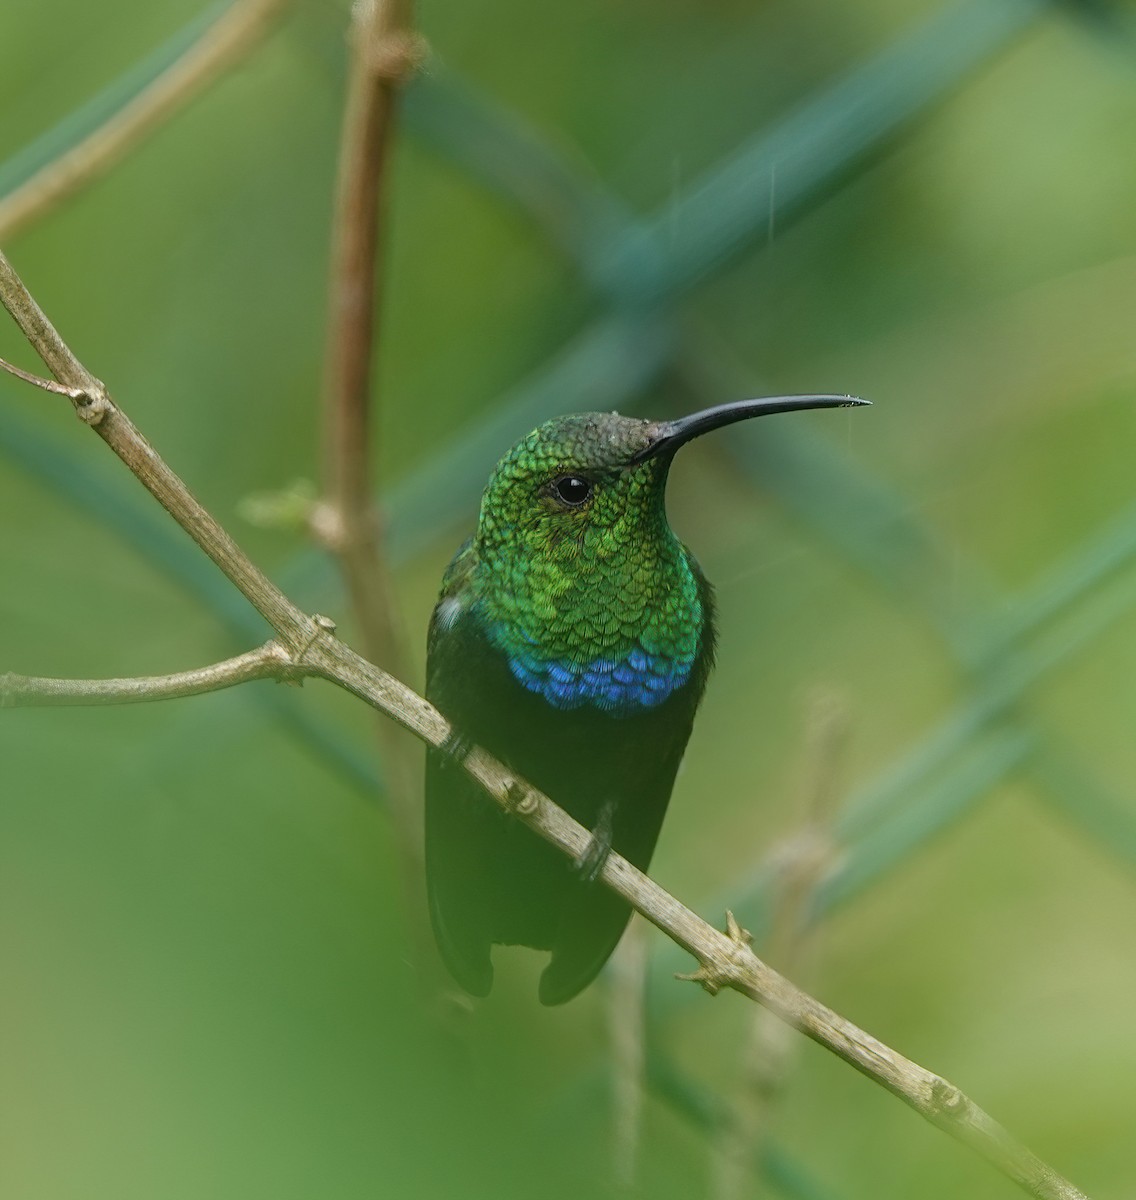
[2,642,294,707]
[0,248,1090,1200]
[0,0,288,241]
[0,354,85,397]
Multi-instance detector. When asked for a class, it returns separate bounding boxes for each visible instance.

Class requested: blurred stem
[317,0,423,676]
[0,0,288,241]
[607,917,648,1191]
[714,690,849,1200]
[315,0,430,967]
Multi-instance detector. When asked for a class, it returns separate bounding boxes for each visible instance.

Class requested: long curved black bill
[631,394,870,463]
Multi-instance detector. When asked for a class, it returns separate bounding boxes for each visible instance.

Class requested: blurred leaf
[1030,745,1136,868]
[816,728,1034,915]
[0,2,228,197]
[635,0,1051,298]
[0,396,258,638]
[405,72,655,297]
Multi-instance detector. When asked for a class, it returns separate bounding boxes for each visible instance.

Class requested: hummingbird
[425,394,867,1005]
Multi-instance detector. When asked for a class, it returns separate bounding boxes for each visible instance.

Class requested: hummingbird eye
[551,475,593,507]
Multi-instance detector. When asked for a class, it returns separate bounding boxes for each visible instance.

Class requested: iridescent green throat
[467,415,706,715]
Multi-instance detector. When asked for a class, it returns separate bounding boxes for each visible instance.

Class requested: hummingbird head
[475,394,868,565]
[475,410,673,567]
[468,394,867,713]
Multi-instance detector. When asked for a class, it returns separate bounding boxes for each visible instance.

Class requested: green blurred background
[3,0,1136,1196]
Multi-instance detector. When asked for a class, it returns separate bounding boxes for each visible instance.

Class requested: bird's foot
[575,801,615,884]
[440,728,473,769]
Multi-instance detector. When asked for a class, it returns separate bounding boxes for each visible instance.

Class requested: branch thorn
[675,962,724,996]
[724,910,753,947]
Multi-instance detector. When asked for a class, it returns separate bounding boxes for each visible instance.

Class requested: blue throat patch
[505,645,692,716]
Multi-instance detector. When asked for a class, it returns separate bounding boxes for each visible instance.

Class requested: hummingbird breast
[477,537,707,717]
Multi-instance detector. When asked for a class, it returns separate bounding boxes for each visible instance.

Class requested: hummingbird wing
[424,541,497,996]
[537,721,692,1006]
[424,750,497,996]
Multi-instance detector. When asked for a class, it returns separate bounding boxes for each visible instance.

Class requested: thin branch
[0,354,85,397]
[0,0,288,241]
[0,249,1090,1200]
[2,642,295,707]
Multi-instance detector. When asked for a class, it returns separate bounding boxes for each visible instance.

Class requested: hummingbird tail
[538,887,634,1006]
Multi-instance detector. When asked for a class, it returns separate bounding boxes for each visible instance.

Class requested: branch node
[676,916,755,995]
[675,963,724,997]
[930,1077,967,1116]
[294,613,339,664]
[503,778,537,816]
[262,639,305,685]
[74,385,111,425]
[440,728,473,768]
[370,32,429,84]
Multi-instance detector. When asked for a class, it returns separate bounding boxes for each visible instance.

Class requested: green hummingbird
[425,394,867,1004]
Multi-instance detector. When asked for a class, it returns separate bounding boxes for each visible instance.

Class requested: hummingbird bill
[425,394,868,1004]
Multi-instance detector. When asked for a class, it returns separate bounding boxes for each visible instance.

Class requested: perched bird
[426,394,867,1004]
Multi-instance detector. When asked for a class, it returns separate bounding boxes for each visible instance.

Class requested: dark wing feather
[425,750,496,996]
[538,745,685,1005]
[424,541,497,995]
